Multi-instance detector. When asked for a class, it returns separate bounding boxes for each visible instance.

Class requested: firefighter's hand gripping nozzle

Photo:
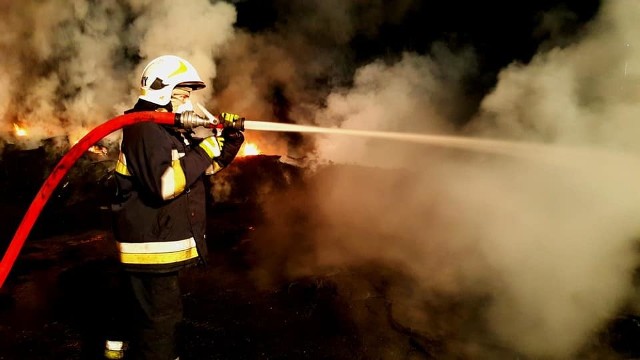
[175,104,245,132]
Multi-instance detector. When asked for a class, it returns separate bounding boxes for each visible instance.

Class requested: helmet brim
[178,81,206,90]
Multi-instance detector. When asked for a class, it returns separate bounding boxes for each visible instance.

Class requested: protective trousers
[127,272,183,360]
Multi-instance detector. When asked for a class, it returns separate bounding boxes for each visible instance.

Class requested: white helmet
[138,55,206,106]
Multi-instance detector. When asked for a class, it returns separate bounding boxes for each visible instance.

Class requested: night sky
[235,0,602,122]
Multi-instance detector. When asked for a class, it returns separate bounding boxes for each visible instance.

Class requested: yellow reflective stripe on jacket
[117,237,199,265]
[115,152,131,176]
[160,150,186,200]
[199,137,222,159]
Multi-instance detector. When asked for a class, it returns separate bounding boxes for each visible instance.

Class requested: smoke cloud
[248,0,640,358]
[0,0,236,148]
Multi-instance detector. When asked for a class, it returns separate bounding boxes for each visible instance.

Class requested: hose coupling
[175,111,219,129]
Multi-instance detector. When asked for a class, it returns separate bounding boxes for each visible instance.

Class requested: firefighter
[107,55,244,360]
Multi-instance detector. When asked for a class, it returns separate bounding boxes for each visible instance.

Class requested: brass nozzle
[175,111,245,131]
[175,111,219,129]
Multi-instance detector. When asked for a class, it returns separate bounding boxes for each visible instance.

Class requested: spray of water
[244,119,640,166]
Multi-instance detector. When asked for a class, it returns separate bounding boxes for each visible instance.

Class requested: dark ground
[0,149,426,360]
[1,146,640,360]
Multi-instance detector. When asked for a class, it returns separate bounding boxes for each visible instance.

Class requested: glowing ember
[13,123,27,137]
[88,145,108,156]
[241,142,261,156]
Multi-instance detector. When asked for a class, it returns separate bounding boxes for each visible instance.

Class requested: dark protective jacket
[111,100,243,273]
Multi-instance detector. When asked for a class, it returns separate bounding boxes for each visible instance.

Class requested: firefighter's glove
[217,128,245,167]
[220,112,245,131]
[199,136,224,175]
[222,126,244,140]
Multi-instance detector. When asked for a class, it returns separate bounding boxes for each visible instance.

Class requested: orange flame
[13,123,27,137]
[241,142,261,156]
[87,145,108,156]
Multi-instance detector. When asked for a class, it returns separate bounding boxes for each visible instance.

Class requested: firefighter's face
[171,86,193,113]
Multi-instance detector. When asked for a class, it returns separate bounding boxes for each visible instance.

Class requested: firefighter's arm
[122,123,211,201]
[198,130,244,175]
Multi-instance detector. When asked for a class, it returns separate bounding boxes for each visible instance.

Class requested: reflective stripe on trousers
[117,237,199,265]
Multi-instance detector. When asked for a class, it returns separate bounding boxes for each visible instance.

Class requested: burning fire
[13,123,27,137]
[241,142,261,156]
[87,145,108,156]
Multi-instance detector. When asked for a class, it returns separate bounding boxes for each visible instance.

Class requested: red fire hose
[0,111,176,288]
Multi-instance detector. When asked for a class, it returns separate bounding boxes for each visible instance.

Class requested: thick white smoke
[312,48,471,167]
[460,2,640,356]
[284,0,640,358]
[0,0,236,148]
